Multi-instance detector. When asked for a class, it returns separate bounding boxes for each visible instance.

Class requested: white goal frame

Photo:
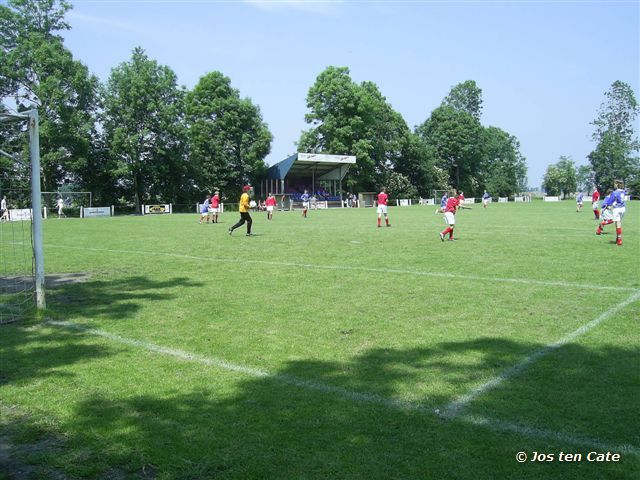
[0,109,45,309]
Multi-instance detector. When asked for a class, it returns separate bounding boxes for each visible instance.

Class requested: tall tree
[442,80,483,121]
[185,71,272,197]
[480,126,527,196]
[588,81,639,191]
[298,66,410,192]
[0,0,100,192]
[542,156,577,198]
[102,47,187,211]
[415,105,483,195]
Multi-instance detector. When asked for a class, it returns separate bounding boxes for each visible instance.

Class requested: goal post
[0,109,45,312]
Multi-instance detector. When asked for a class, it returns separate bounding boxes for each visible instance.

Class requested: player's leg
[384,212,390,227]
[229,215,246,234]
[245,213,253,235]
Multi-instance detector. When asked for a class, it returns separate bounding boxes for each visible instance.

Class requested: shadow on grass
[3,336,636,479]
[46,275,205,321]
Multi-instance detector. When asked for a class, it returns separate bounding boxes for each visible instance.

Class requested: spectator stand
[261,153,356,208]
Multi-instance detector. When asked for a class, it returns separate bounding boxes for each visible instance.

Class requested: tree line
[543,81,639,197]
[2,1,635,209]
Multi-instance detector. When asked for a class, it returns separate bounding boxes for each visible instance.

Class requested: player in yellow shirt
[228,185,253,236]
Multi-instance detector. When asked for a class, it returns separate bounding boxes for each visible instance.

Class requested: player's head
[381,187,386,193]
[614,179,624,189]
[215,190,219,195]
[450,188,457,196]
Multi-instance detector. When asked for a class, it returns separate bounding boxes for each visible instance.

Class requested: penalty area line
[45,318,639,455]
[40,243,638,293]
[443,290,640,418]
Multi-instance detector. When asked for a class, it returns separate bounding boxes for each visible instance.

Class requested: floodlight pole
[27,109,46,309]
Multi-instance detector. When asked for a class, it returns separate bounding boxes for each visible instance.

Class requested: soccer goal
[0,109,45,323]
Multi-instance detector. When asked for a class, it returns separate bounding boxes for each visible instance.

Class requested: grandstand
[261,153,356,206]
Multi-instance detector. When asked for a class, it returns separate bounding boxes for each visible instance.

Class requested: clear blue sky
[54,1,640,188]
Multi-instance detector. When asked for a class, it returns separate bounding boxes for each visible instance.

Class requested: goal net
[0,110,45,323]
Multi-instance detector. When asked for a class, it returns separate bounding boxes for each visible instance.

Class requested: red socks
[377,218,381,227]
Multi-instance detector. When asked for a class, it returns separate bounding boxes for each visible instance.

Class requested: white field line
[443,290,640,418]
[45,319,640,455]
[41,243,638,293]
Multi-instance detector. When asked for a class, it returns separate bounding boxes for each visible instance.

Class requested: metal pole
[28,110,46,310]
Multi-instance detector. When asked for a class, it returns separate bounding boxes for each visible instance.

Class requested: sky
[29,1,640,187]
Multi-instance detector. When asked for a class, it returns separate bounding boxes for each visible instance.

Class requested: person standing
[211,191,221,223]
[436,192,448,214]
[457,191,465,209]
[482,190,490,209]
[376,187,390,228]
[439,189,459,241]
[591,187,600,220]
[265,193,277,220]
[229,185,253,236]
[576,192,584,212]
[300,189,310,218]
[56,197,65,219]
[0,195,8,221]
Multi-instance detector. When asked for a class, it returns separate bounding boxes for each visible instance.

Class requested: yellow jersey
[239,192,250,213]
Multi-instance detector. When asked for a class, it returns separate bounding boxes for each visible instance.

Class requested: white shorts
[612,207,625,222]
[577,201,583,206]
[303,201,310,209]
[444,212,455,225]
[266,206,274,212]
[592,201,599,210]
[601,208,614,222]
[210,207,219,214]
[482,199,488,205]
[377,205,388,215]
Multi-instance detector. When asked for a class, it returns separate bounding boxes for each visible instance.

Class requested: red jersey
[458,194,465,202]
[211,195,220,208]
[445,196,459,214]
[265,196,276,207]
[592,191,600,202]
[377,192,388,206]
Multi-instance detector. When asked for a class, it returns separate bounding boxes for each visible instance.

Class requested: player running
[300,190,310,218]
[576,192,584,212]
[458,191,465,208]
[439,189,459,241]
[199,194,211,223]
[376,187,390,228]
[591,187,600,220]
[596,180,626,246]
[265,193,277,220]
[229,185,253,236]
[596,180,627,245]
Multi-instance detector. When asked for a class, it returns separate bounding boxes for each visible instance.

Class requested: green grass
[1,201,638,479]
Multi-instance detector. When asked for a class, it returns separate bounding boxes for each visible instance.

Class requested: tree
[415,105,483,195]
[102,47,187,211]
[381,171,417,199]
[0,0,101,192]
[576,164,593,192]
[442,80,483,121]
[542,156,577,198]
[480,126,527,196]
[588,81,639,191]
[185,71,272,198]
[298,66,410,192]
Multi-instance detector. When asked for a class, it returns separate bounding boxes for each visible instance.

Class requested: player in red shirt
[210,191,221,223]
[457,191,465,209]
[376,187,390,227]
[440,189,459,241]
[591,187,600,220]
[265,193,277,220]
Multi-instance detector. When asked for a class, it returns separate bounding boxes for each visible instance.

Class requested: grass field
[1,200,639,479]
